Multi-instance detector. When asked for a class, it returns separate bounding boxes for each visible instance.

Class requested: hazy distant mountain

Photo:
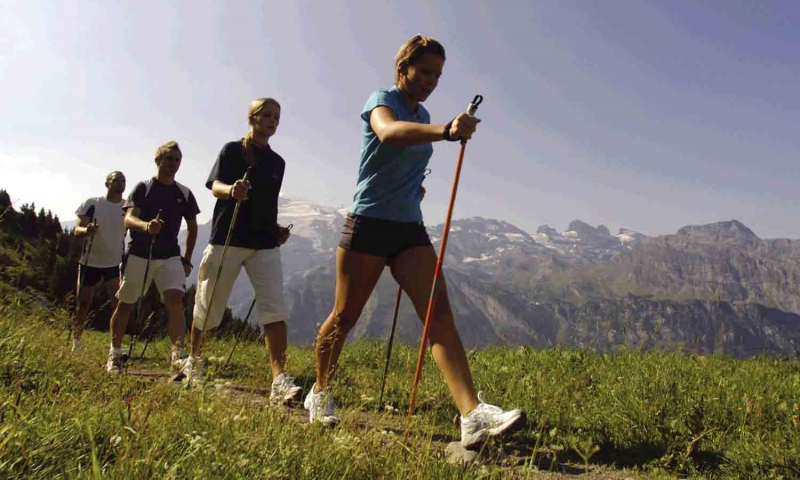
[538,220,800,312]
[178,197,800,358]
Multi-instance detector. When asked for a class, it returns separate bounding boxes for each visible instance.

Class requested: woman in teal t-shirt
[305,34,526,449]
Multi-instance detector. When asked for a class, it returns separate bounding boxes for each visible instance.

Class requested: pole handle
[149,209,163,241]
[466,94,483,116]
[461,95,483,145]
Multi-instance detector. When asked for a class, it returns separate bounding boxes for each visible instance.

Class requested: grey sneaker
[460,392,525,449]
[177,356,206,385]
[270,373,303,405]
[304,383,339,427]
[170,349,187,375]
[106,350,124,374]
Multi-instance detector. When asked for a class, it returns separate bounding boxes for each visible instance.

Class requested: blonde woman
[182,98,301,405]
[306,35,525,448]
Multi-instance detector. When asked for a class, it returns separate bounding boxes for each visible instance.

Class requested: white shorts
[193,244,288,331]
[117,255,186,304]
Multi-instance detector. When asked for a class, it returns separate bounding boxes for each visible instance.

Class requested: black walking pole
[127,209,162,362]
[378,168,431,410]
[378,286,403,411]
[221,297,256,370]
[68,206,97,346]
[137,311,158,359]
[221,223,291,369]
[201,167,253,337]
[76,219,98,300]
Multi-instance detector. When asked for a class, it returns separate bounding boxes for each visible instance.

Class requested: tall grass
[1,285,798,479]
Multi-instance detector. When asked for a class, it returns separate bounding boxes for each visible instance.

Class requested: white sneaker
[270,373,303,405]
[106,350,124,375]
[177,356,206,385]
[71,338,83,356]
[170,349,187,375]
[460,392,526,449]
[304,383,339,427]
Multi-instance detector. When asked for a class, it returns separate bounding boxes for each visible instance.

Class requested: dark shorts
[338,213,432,258]
[78,265,120,288]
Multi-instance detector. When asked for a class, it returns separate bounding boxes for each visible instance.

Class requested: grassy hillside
[1,282,798,479]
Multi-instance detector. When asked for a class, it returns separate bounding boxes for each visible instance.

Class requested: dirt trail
[126,370,662,479]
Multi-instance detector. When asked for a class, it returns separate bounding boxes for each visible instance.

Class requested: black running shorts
[78,264,120,287]
[338,213,432,258]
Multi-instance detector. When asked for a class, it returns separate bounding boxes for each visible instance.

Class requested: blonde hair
[244,97,281,151]
[394,34,446,84]
[154,141,181,161]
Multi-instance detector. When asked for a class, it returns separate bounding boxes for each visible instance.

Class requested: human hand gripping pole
[403,95,483,442]
[126,209,162,363]
[201,167,253,334]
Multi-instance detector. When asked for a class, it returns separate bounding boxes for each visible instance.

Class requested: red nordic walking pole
[404,95,483,442]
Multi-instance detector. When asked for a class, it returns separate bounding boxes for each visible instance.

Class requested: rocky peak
[567,220,600,238]
[617,228,646,245]
[536,224,559,237]
[566,220,613,239]
[676,220,759,243]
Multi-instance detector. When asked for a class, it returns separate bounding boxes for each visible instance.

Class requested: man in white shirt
[73,171,127,354]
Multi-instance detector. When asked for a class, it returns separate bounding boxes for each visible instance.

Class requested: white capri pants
[193,244,289,331]
[117,255,186,303]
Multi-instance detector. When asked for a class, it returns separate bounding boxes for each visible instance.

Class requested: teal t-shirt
[349,86,433,223]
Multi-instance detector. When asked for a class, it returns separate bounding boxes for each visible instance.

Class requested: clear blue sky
[2,1,798,238]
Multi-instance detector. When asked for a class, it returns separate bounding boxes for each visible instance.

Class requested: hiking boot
[177,356,206,385]
[106,350,124,375]
[460,392,526,449]
[270,373,303,405]
[304,383,339,427]
[71,338,83,356]
[170,349,187,375]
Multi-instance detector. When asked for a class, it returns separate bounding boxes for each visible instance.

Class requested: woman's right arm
[209,146,249,201]
[370,107,479,148]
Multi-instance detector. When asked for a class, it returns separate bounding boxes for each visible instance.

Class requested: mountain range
[175,197,800,358]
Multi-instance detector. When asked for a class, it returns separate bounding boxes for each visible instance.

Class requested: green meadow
[1,280,798,479]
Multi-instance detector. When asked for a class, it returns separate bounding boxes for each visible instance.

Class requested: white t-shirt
[75,197,126,268]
